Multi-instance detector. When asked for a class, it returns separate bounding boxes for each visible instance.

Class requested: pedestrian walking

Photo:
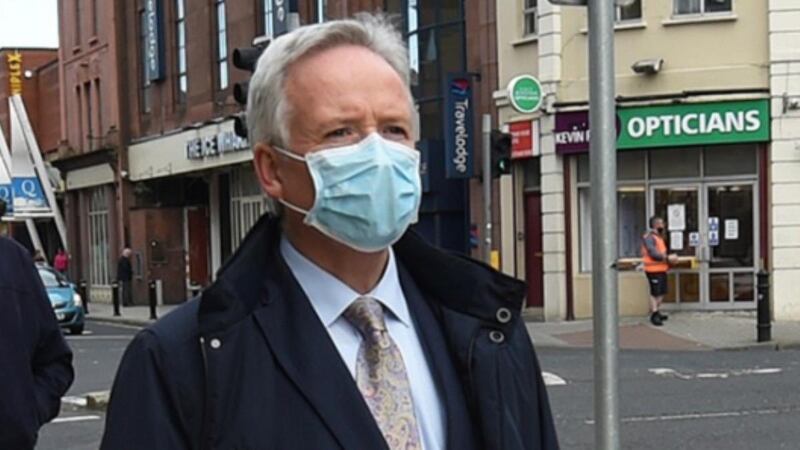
[101,14,558,450]
[53,248,69,277]
[641,216,679,326]
[0,236,74,449]
[116,248,134,306]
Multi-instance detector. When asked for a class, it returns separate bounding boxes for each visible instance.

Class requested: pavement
[526,311,800,351]
[84,301,800,351]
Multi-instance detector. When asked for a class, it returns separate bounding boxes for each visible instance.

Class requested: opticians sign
[555,99,770,154]
[507,75,543,114]
[617,100,770,149]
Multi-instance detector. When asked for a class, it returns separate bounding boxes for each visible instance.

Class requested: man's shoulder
[138,298,202,353]
[0,237,35,290]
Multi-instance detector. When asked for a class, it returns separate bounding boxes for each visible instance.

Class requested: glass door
[651,186,702,306]
[703,183,757,306]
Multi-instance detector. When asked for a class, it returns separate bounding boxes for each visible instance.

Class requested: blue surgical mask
[274,133,422,252]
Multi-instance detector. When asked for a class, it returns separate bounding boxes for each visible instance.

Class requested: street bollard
[148,280,158,320]
[757,270,771,342]
[78,280,89,314]
[111,281,121,317]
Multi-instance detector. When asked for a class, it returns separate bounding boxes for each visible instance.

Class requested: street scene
[2,0,800,449]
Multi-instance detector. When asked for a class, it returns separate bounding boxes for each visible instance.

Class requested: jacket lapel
[252,257,389,450]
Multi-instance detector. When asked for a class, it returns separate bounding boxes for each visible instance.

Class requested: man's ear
[253,143,283,200]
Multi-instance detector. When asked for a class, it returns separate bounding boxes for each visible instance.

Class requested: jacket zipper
[199,336,212,450]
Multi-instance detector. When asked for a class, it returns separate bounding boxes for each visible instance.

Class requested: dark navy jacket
[101,216,559,450]
[0,237,74,449]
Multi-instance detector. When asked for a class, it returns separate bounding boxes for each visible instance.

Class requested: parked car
[37,266,85,335]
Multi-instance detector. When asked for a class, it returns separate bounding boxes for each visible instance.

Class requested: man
[641,216,678,326]
[116,248,133,306]
[102,15,558,450]
[0,235,75,449]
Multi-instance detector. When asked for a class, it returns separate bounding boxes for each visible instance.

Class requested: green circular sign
[507,75,543,114]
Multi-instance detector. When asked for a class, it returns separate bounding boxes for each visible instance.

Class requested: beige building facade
[494,0,800,320]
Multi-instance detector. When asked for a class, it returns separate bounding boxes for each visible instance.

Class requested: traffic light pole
[588,0,620,449]
[482,114,492,264]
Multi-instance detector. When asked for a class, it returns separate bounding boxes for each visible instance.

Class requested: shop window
[616,0,642,23]
[523,159,541,191]
[674,0,732,16]
[648,147,701,179]
[577,151,645,182]
[89,187,111,286]
[578,187,647,272]
[703,144,756,176]
[523,0,537,36]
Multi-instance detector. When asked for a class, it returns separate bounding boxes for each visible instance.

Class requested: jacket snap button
[489,330,505,344]
[210,338,222,349]
[496,307,512,324]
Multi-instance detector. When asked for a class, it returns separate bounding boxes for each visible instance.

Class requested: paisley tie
[343,296,422,450]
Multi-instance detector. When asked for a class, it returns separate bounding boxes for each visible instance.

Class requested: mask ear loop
[270,145,313,216]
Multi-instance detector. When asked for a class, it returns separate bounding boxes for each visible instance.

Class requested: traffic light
[490,130,512,178]
[232,46,266,138]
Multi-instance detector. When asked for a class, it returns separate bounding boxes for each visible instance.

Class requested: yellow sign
[490,250,501,271]
[7,51,23,96]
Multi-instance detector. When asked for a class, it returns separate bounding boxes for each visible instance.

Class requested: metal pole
[757,270,771,342]
[482,114,492,264]
[587,0,620,448]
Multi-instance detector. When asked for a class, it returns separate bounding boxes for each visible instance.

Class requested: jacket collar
[198,214,526,335]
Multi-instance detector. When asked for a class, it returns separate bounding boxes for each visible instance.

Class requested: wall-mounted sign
[144,0,166,82]
[555,99,770,154]
[510,120,540,159]
[186,131,249,160]
[617,100,770,149]
[443,73,473,179]
[6,51,22,96]
[507,75,543,114]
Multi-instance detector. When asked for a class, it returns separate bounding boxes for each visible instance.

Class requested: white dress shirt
[280,237,445,450]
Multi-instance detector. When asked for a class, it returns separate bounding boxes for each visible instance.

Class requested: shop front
[559,99,770,316]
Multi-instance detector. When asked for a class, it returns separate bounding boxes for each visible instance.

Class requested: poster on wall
[689,232,700,247]
[668,204,686,231]
[709,230,720,247]
[709,216,720,231]
[670,231,684,251]
[724,219,739,240]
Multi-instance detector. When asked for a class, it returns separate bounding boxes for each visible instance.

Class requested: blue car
[38,266,85,335]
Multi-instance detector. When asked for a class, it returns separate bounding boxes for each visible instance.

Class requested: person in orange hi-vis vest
[641,216,679,326]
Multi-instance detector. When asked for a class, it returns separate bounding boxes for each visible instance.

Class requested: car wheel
[70,324,84,335]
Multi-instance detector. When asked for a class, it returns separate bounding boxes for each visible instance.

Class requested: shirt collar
[279,237,412,328]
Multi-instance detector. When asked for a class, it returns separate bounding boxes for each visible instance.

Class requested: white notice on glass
[670,231,684,251]
[725,219,739,240]
[668,204,686,231]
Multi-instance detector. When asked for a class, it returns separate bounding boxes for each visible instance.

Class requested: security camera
[631,59,664,75]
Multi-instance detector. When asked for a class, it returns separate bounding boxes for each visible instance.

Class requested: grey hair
[246,13,416,149]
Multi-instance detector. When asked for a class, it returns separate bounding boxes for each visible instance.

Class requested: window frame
[673,0,733,17]
[215,0,229,90]
[139,9,152,114]
[263,0,274,38]
[615,0,643,24]
[523,0,538,37]
[88,187,111,287]
[175,0,188,103]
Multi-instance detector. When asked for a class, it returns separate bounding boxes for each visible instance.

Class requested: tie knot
[344,296,387,340]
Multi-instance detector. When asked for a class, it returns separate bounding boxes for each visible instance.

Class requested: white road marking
[649,367,782,380]
[61,396,88,407]
[66,335,133,340]
[543,372,567,386]
[584,406,799,425]
[51,415,101,424]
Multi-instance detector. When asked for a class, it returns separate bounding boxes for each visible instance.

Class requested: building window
[316,0,327,23]
[89,187,111,286]
[616,0,642,22]
[230,166,272,251]
[74,0,82,45]
[84,81,93,150]
[215,0,229,90]
[92,0,99,36]
[523,0,537,36]
[176,0,188,102]
[139,9,151,113]
[263,0,273,37]
[674,0,732,16]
